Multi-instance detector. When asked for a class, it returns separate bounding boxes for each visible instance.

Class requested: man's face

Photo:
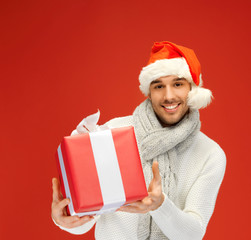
[149,75,191,127]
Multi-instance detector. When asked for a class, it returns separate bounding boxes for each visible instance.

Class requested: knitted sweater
[55,115,226,240]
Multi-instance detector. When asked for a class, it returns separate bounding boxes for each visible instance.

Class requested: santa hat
[139,41,212,109]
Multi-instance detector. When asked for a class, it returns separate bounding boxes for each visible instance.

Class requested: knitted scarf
[132,99,200,240]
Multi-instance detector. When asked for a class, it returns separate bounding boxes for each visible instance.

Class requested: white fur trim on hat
[139,58,193,96]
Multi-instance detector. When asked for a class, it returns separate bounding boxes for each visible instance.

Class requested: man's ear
[148,88,152,101]
[189,82,192,91]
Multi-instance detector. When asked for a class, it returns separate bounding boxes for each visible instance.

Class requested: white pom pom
[187,86,213,109]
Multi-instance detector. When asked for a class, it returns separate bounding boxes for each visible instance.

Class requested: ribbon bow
[71,110,109,136]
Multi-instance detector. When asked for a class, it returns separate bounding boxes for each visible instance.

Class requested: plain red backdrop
[0,0,250,239]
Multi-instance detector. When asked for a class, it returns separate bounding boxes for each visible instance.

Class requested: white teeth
[164,105,178,110]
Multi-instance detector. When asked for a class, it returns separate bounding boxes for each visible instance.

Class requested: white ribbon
[90,130,126,212]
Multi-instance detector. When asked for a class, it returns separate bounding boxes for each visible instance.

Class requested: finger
[70,216,94,228]
[62,215,94,228]
[119,204,149,214]
[152,161,161,182]
[60,215,87,224]
[52,178,62,202]
[118,205,141,213]
[57,198,71,210]
[129,198,152,208]
[119,197,152,212]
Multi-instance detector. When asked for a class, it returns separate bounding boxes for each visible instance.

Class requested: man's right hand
[51,178,94,228]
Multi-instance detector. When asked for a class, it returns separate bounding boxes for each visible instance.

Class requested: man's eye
[175,83,183,87]
[155,85,163,89]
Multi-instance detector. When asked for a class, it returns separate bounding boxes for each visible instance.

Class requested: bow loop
[71,110,109,136]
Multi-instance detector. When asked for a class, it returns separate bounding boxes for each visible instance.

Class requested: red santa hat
[139,41,212,109]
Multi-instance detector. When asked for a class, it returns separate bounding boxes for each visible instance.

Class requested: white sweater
[55,116,226,240]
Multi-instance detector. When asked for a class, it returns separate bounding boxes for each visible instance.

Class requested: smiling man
[51,41,226,240]
[149,76,191,127]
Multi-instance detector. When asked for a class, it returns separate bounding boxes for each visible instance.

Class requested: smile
[162,104,180,112]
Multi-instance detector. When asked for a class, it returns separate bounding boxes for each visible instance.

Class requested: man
[51,41,226,239]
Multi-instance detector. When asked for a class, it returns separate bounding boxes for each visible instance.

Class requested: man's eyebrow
[150,77,187,85]
[173,77,186,81]
[151,80,161,85]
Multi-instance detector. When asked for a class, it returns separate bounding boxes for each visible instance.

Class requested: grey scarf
[132,99,200,240]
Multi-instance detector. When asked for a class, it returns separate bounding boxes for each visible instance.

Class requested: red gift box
[56,126,148,216]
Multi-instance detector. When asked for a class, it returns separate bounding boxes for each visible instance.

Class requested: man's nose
[164,86,175,102]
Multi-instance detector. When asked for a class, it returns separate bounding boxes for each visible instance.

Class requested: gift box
[56,126,147,216]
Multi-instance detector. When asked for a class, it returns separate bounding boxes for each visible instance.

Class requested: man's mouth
[162,103,180,112]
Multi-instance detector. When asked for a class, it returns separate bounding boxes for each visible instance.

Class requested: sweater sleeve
[150,146,226,240]
[52,216,99,235]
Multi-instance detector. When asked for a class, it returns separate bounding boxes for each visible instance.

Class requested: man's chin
[157,112,189,127]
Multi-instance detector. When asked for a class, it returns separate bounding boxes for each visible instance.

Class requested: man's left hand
[118,161,164,214]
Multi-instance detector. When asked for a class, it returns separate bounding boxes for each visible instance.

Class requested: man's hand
[118,161,164,214]
[51,178,94,228]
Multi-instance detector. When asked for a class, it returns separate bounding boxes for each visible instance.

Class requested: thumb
[152,161,161,182]
[52,177,62,202]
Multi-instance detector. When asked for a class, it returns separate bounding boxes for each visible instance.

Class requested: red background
[1,0,250,239]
